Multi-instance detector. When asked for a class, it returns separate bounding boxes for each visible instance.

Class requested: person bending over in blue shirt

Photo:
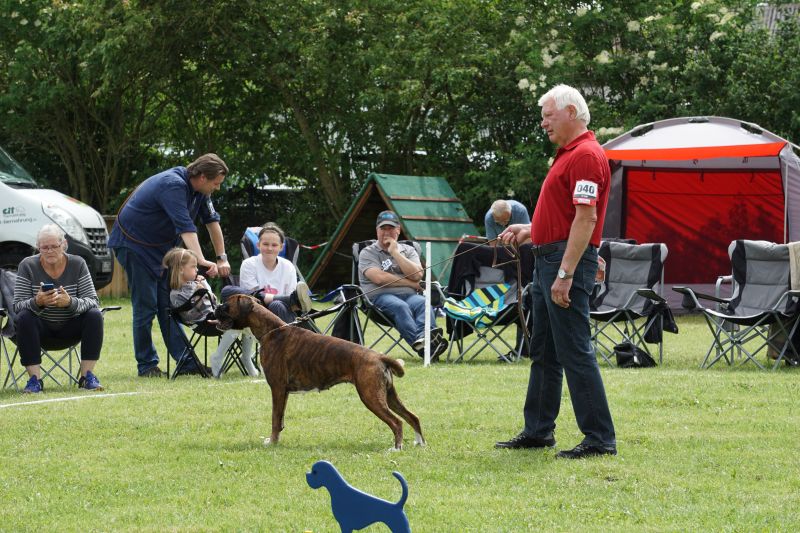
[484,199,530,244]
[108,153,230,377]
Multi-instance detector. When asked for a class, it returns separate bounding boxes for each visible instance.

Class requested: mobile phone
[41,282,54,291]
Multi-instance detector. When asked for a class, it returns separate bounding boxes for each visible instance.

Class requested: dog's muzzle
[213,303,235,331]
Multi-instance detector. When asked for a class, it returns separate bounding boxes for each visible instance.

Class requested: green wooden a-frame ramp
[307,173,479,291]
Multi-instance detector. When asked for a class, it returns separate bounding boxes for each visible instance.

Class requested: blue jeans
[372,292,430,346]
[522,246,616,447]
[114,247,191,375]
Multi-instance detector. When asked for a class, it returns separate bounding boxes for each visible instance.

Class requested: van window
[0,146,37,188]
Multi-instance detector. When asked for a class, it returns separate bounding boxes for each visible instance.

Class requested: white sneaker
[295,282,313,314]
[412,336,425,352]
[210,359,223,379]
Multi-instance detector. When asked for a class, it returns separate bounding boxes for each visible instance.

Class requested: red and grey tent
[602,116,800,284]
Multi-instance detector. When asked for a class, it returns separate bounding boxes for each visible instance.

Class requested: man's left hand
[216,260,231,278]
[551,278,572,308]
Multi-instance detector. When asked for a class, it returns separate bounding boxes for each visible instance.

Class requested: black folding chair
[218,275,261,376]
[2,306,121,391]
[348,240,446,357]
[240,226,305,283]
[674,240,800,370]
[590,241,672,365]
[166,287,220,379]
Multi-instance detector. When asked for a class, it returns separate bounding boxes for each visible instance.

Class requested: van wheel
[0,246,31,272]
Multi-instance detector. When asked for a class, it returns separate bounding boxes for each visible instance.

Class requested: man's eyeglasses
[38,244,62,252]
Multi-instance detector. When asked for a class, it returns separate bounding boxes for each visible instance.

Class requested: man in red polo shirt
[495,84,616,459]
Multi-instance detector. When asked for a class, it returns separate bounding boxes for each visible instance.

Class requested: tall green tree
[0,0,189,211]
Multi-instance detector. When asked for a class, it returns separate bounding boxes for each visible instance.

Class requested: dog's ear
[239,294,255,316]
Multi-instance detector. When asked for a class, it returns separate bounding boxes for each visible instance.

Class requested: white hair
[491,200,511,217]
[37,224,66,245]
[537,84,591,125]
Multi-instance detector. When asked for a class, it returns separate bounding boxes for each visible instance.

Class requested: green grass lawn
[1,299,799,532]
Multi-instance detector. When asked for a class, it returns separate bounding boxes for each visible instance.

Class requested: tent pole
[784,158,789,243]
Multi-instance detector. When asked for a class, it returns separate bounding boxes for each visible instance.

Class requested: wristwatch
[216,253,227,261]
[557,268,573,280]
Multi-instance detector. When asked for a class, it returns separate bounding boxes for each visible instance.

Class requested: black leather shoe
[176,364,212,376]
[495,432,555,449]
[556,443,617,459]
[139,366,164,378]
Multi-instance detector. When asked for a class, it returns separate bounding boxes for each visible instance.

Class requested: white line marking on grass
[2,379,263,409]
[0,391,147,409]
[205,379,265,388]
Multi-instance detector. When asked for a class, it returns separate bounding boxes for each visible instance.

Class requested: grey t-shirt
[358,241,420,296]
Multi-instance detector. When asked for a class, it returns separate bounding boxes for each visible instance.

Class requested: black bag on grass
[614,342,657,368]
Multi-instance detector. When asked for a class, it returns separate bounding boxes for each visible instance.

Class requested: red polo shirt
[531,130,610,247]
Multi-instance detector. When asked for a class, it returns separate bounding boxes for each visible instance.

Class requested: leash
[288,237,531,345]
[298,237,504,321]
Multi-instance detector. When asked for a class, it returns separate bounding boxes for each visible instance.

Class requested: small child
[163,248,259,378]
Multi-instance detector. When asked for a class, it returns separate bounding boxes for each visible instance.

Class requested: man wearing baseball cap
[358,210,448,360]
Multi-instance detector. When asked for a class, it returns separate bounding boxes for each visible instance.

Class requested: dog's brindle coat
[215,294,425,450]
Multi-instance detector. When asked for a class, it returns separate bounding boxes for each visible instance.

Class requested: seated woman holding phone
[12,224,105,393]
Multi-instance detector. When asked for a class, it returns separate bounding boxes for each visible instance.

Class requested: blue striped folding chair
[443,282,520,363]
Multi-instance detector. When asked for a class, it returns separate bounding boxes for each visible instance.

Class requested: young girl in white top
[164,248,259,378]
[235,222,311,323]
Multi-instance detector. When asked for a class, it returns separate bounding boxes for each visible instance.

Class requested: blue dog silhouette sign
[306,460,411,533]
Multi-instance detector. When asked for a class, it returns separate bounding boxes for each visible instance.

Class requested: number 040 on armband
[573,180,598,206]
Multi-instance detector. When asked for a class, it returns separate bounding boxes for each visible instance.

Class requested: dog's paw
[389,445,402,452]
[263,437,273,447]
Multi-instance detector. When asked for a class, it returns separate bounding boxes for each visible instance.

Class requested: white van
[0,145,114,289]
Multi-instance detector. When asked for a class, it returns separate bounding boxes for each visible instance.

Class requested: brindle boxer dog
[215,294,425,450]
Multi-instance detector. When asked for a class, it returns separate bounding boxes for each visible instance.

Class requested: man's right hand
[203,261,219,278]
[499,223,531,245]
[384,237,398,256]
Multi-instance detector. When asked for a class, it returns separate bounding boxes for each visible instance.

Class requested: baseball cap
[376,210,401,228]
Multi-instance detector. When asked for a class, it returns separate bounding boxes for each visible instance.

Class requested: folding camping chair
[310,285,363,341]
[240,226,305,283]
[2,306,121,391]
[223,228,318,372]
[0,267,121,390]
[443,241,533,363]
[590,241,672,365]
[348,239,440,357]
[673,240,800,370]
[166,286,227,379]
[1,307,14,387]
[215,275,262,376]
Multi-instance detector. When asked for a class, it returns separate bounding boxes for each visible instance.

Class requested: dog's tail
[393,471,408,508]
[381,356,405,377]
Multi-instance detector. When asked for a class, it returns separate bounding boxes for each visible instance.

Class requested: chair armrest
[426,281,447,307]
[339,284,367,305]
[171,287,210,314]
[772,289,800,311]
[101,306,122,313]
[635,288,666,304]
[672,287,731,309]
